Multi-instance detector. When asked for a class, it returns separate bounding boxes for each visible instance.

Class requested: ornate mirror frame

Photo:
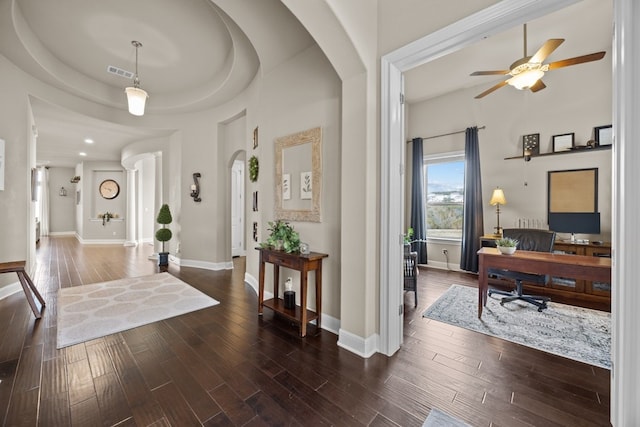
[275,127,322,222]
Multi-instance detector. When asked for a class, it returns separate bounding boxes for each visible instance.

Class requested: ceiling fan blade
[474,80,509,99]
[470,70,510,76]
[530,39,564,63]
[530,79,546,92]
[547,51,606,70]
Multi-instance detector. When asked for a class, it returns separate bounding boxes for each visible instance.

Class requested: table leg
[478,255,487,318]
[258,256,265,315]
[17,270,45,319]
[300,268,308,337]
[315,264,322,334]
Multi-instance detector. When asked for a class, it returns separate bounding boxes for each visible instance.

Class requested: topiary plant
[260,220,300,253]
[155,204,173,254]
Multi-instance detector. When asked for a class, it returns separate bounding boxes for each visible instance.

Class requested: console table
[257,248,328,337]
[0,261,46,319]
[477,247,610,318]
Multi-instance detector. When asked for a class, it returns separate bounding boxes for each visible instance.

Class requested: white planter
[497,245,516,255]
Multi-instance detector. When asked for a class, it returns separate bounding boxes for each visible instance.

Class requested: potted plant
[403,227,414,253]
[260,220,300,253]
[496,237,518,255]
[155,204,173,266]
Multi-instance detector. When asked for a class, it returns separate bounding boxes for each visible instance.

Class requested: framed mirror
[275,127,322,222]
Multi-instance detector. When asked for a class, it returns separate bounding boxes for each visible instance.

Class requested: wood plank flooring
[0,236,610,426]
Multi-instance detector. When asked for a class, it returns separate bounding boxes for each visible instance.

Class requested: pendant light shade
[125,41,148,116]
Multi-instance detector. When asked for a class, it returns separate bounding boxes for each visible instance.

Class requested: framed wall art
[552,133,575,152]
[548,168,598,218]
[522,133,540,157]
[594,125,612,146]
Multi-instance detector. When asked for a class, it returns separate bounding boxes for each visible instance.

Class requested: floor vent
[106,65,134,80]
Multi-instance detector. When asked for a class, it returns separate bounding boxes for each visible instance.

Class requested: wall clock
[523,133,540,157]
[99,179,120,199]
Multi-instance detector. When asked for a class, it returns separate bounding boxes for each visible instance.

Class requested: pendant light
[125,41,148,116]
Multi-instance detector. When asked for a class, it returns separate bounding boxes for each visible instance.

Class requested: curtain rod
[407,125,486,143]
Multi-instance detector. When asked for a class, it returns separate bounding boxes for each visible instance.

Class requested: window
[423,152,464,240]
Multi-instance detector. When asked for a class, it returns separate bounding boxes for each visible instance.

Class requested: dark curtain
[460,127,484,272]
[410,137,427,264]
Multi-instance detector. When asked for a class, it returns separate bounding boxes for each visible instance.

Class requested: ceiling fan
[471,24,606,99]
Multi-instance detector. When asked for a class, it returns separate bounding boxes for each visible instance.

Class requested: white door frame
[231,159,245,257]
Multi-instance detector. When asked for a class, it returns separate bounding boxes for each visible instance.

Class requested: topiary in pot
[155,204,173,266]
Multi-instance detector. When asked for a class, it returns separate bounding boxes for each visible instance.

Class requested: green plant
[249,155,259,182]
[496,237,518,247]
[260,220,300,253]
[403,227,414,244]
[155,204,173,253]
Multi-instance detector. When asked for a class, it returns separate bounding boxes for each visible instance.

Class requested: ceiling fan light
[508,69,544,90]
[125,86,148,116]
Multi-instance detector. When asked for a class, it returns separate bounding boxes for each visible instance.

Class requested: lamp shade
[508,69,544,90]
[125,87,148,116]
[489,188,506,206]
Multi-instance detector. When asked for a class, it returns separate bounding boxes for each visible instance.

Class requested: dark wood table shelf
[257,248,328,337]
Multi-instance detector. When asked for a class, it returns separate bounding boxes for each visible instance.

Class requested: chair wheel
[538,307,544,312]
[500,301,504,306]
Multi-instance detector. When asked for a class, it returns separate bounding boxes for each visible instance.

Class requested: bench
[0,261,45,319]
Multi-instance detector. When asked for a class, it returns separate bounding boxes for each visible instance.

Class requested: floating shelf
[504,144,611,160]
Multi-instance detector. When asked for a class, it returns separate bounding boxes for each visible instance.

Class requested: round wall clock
[99,179,120,199]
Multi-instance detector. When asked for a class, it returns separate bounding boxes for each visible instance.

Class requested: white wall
[406,46,612,269]
[48,167,76,234]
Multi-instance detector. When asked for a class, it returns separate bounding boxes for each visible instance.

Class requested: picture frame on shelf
[522,133,540,157]
[594,125,612,146]
[552,133,575,152]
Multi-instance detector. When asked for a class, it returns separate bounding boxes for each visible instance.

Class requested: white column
[124,168,137,247]
[151,152,163,258]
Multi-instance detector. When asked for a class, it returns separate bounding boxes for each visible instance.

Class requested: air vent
[106,65,134,79]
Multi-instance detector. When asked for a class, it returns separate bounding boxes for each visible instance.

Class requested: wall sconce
[59,187,67,197]
[190,172,201,202]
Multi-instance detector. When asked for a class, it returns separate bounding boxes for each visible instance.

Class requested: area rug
[57,272,219,349]
[423,408,471,427]
[423,284,611,369]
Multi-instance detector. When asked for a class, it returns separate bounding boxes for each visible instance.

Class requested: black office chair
[403,251,418,307]
[489,228,556,312]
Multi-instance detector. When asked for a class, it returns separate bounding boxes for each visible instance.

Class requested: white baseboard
[0,282,21,301]
[49,231,76,236]
[337,329,379,358]
[176,256,233,271]
[75,234,126,245]
[423,260,461,272]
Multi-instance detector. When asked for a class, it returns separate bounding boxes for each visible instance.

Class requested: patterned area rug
[422,408,471,427]
[57,272,219,349]
[423,284,611,369]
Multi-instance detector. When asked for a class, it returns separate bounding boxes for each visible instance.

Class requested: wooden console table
[477,247,610,318]
[257,248,328,337]
[0,261,46,319]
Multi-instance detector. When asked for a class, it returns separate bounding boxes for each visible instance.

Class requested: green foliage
[426,204,463,230]
[496,237,518,247]
[155,204,173,253]
[249,156,259,182]
[156,204,173,225]
[403,227,414,244]
[260,220,300,253]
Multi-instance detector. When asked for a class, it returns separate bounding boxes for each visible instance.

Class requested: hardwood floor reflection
[0,236,610,426]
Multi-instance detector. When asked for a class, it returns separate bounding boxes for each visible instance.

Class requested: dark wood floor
[0,236,610,426]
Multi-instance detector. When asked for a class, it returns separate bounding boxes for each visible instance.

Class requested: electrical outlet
[442,249,448,255]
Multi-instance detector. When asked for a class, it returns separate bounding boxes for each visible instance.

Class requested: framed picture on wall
[548,168,598,218]
[552,133,575,152]
[594,125,612,146]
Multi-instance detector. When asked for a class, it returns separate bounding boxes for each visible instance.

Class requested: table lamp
[489,188,507,237]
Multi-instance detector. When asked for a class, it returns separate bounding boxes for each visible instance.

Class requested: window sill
[426,237,461,245]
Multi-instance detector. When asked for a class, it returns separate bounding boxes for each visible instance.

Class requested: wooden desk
[477,247,611,318]
[0,261,45,319]
[257,248,328,337]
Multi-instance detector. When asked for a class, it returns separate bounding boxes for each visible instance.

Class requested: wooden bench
[0,261,45,319]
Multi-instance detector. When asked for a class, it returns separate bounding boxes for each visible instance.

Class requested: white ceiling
[0,0,612,168]
[404,0,612,103]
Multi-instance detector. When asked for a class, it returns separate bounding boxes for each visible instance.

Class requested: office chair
[489,228,556,312]
[403,251,418,307]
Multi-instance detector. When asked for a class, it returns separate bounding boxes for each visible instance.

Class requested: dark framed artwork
[522,133,540,157]
[252,222,258,242]
[252,191,258,211]
[594,125,612,146]
[253,126,259,149]
[552,133,575,152]
[548,168,598,219]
